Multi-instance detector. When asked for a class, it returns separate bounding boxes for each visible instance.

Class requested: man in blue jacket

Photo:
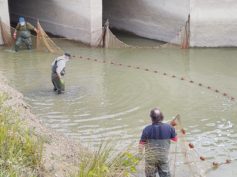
[139,108,177,177]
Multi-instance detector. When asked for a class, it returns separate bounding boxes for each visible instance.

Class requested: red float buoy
[200,156,206,161]
[181,128,186,135]
[170,120,177,127]
[213,162,219,168]
[189,143,194,149]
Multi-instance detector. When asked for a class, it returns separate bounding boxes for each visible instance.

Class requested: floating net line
[1,19,236,102]
[96,18,190,49]
[168,115,232,177]
[134,115,233,177]
[169,115,208,177]
[75,55,236,102]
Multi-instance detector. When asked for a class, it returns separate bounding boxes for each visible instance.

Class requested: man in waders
[51,53,71,94]
[139,108,177,177]
[13,17,38,52]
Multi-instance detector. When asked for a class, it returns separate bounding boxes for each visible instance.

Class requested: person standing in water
[51,53,71,94]
[13,17,38,52]
[139,108,177,177]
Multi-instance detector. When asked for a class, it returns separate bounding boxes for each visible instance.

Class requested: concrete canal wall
[0,0,10,45]
[103,0,190,44]
[190,0,237,47]
[7,0,102,46]
[1,0,237,47]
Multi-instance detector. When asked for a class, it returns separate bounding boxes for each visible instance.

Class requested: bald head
[150,108,164,123]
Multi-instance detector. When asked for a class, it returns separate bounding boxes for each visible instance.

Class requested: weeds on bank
[0,93,43,177]
[75,142,140,177]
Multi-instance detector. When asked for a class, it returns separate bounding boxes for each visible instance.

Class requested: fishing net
[96,20,130,48]
[1,16,190,51]
[36,21,64,54]
[169,115,231,177]
[96,17,190,49]
[0,20,63,54]
[0,19,40,49]
[169,115,208,177]
[181,15,190,49]
[136,115,232,177]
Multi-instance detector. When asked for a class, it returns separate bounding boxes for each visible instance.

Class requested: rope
[73,55,236,102]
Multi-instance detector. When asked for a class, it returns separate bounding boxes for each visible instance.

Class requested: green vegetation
[0,92,140,177]
[75,143,140,177]
[0,93,43,177]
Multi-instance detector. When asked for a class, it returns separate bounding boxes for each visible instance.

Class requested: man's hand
[34,28,38,34]
[13,32,17,40]
[57,74,61,80]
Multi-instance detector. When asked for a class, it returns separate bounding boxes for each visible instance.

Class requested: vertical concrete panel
[8,0,102,45]
[103,0,190,43]
[0,0,10,45]
[90,0,102,46]
[190,0,237,47]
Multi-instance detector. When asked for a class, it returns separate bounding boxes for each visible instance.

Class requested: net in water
[0,20,63,54]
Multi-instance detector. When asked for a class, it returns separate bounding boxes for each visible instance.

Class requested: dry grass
[0,93,43,177]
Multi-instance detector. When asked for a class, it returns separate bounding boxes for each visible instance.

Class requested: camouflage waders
[145,140,171,177]
[15,31,32,51]
[51,72,65,94]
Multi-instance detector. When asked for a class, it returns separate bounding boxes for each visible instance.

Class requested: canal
[0,37,237,176]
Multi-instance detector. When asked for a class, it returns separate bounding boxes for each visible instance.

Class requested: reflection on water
[0,39,237,176]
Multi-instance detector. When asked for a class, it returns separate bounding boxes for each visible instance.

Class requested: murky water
[0,38,237,176]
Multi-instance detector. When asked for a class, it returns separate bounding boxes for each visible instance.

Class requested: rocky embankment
[0,73,81,177]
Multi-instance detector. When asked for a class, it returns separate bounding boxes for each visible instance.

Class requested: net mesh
[96,17,190,49]
[36,21,64,54]
[0,20,64,54]
[169,115,208,177]
[181,15,190,49]
[1,17,190,50]
[96,20,130,48]
[136,115,232,177]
